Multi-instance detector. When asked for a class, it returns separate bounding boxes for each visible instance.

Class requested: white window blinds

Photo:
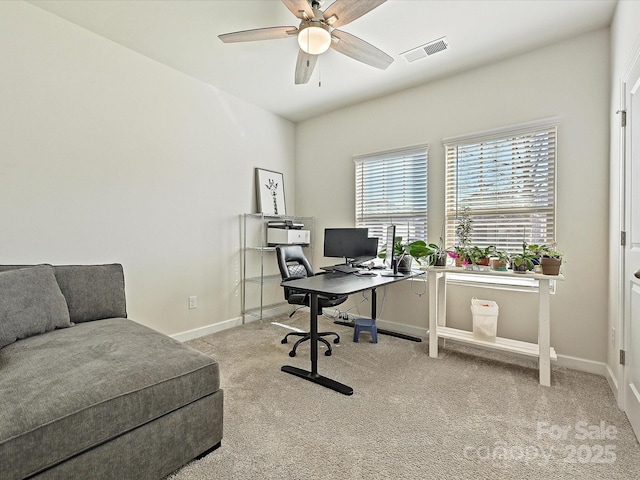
[444,119,558,252]
[354,145,429,243]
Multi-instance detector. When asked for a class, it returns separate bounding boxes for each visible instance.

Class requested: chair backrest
[275,245,347,309]
[275,245,314,281]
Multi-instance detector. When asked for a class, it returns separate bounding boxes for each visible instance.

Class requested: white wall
[0,2,295,336]
[609,0,640,398]
[0,1,617,368]
[296,29,610,364]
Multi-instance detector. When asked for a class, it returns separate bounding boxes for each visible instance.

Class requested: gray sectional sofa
[0,264,223,480]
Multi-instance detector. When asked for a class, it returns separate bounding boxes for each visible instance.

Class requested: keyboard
[330,264,361,274]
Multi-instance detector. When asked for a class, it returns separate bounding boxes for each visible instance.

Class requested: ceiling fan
[218,0,393,84]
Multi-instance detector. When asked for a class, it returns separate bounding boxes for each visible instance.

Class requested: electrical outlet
[611,327,615,346]
[189,296,197,309]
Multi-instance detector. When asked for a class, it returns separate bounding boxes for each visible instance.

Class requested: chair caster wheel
[281,338,288,344]
[325,350,332,356]
[333,338,340,344]
[289,351,296,358]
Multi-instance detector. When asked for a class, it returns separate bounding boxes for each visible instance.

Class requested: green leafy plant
[490,248,510,271]
[539,241,564,275]
[455,207,473,247]
[450,207,474,266]
[524,242,563,259]
[379,237,434,266]
[512,242,536,272]
[544,242,563,259]
[468,245,495,265]
[427,236,449,266]
[449,245,470,265]
[491,248,510,262]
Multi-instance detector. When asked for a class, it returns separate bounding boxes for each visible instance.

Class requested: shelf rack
[241,213,314,322]
[426,266,564,386]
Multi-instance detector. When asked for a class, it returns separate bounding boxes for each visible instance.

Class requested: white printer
[266,220,310,246]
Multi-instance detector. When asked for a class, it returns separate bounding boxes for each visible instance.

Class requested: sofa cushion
[53,264,127,323]
[0,264,127,324]
[0,265,72,349]
[0,318,220,479]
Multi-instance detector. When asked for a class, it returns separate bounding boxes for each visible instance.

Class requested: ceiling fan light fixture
[297,22,331,55]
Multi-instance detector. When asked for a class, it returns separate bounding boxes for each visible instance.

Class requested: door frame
[616,74,626,410]
[618,40,640,439]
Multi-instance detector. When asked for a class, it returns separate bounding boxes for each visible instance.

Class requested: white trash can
[470,297,499,340]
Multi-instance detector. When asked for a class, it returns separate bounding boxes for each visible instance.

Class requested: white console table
[426,267,564,387]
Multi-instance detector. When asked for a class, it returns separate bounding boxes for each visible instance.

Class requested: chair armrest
[281,276,308,302]
[281,275,305,283]
[281,276,315,306]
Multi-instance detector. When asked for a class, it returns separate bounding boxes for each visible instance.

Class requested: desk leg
[428,270,438,358]
[334,285,422,342]
[310,292,318,374]
[538,279,551,387]
[371,288,377,319]
[437,272,446,328]
[281,292,354,395]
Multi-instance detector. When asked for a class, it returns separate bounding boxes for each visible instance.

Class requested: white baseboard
[170,314,612,388]
[171,316,242,342]
[373,316,611,379]
[375,318,428,339]
[554,354,607,376]
[605,363,620,402]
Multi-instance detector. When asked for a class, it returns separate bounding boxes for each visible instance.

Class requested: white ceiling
[28,0,617,123]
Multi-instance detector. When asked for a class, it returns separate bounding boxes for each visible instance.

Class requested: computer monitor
[381,225,403,277]
[364,237,380,259]
[350,237,379,265]
[384,225,396,271]
[323,228,371,264]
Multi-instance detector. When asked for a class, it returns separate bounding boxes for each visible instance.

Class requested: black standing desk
[280,270,424,396]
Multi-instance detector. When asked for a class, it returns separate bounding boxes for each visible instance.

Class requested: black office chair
[276,245,347,357]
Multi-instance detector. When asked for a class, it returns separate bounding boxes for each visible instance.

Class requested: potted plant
[525,243,545,271]
[511,242,536,273]
[379,237,434,272]
[490,249,510,271]
[470,245,495,267]
[526,243,549,257]
[540,242,563,275]
[453,207,473,267]
[428,236,449,267]
[449,245,470,267]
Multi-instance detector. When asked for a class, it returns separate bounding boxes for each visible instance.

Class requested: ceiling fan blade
[295,50,318,84]
[218,26,298,43]
[331,29,393,70]
[323,0,386,28]
[281,0,314,20]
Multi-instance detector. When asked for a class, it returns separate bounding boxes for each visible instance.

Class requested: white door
[623,54,640,440]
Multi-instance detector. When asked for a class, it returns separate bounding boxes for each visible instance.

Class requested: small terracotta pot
[490,259,508,271]
[541,257,562,275]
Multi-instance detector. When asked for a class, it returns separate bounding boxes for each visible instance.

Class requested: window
[354,145,429,244]
[443,118,558,252]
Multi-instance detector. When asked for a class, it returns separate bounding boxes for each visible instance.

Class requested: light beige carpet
[167,312,640,479]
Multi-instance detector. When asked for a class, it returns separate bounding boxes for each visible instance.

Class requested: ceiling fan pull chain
[318,58,322,87]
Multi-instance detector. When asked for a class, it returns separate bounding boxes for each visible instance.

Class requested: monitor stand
[380,258,405,277]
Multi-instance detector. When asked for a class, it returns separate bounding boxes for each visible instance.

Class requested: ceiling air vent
[401,37,449,63]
